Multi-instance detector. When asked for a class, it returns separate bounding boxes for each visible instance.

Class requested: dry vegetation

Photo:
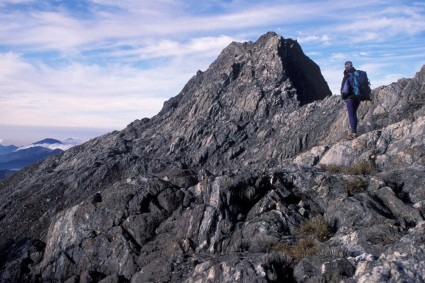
[274,215,331,262]
[297,215,330,241]
[322,160,376,175]
[346,178,367,196]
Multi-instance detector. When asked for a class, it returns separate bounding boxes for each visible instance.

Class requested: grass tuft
[297,215,330,241]
[322,160,376,175]
[346,178,367,196]
[274,237,319,262]
[273,215,332,262]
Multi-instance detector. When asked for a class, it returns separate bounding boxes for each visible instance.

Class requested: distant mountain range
[33,138,63,145]
[0,138,83,180]
[0,145,18,155]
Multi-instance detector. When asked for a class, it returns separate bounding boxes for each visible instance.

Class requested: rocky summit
[0,32,424,283]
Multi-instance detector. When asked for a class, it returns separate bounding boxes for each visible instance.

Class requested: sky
[0,0,424,145]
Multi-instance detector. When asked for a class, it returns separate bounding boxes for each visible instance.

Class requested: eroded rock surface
[0,32,424,282]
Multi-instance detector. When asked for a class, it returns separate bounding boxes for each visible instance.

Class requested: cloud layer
[1,0,424,134]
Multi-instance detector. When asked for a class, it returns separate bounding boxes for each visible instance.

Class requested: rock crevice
[0,33,425,283]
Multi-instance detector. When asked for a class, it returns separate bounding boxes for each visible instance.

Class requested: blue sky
[0,0,424,145]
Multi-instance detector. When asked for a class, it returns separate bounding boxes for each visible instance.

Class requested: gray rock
[353,221,425,283]
[0,32,425,282]
[294,255,355,282]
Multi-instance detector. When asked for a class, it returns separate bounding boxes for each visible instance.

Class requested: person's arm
[341,74,352,99]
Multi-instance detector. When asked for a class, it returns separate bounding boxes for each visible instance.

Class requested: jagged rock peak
[158,32,331,119]
[0,30,425,281]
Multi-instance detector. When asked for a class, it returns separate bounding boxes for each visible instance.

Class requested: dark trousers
[346,98,360,134]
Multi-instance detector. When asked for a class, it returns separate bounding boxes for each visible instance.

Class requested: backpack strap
[353,71,359,96]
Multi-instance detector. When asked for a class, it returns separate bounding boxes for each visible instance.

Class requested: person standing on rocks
[341,61,360,140]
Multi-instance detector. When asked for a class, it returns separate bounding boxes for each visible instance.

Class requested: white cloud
[17,142,78,151]
[321,66,344,95]
[16,137,84,150]
[329,53,348,61]
[0,52,33,74]
[297,34,331,45]
[0,0,424,136]
[0,1,339,52]
[0,1,421,54]
[0,0,34,6]
[333,5,425,43]
[0,12,84,50]
[0,26,241,129]
[135,35,238,60]
[0,48,224,129]
[0,69,175,129]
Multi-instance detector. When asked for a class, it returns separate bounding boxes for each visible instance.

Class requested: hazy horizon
[0,124,114,146]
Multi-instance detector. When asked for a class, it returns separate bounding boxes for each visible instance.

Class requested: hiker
[341,61,360,140]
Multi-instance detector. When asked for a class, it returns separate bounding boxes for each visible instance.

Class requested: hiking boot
[347,132,357,140]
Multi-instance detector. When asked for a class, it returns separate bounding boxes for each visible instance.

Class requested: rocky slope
[0,32,424,283]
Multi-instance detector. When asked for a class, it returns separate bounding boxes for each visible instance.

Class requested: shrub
[346,161,376,175]
[322,160,376,175]
[290,237,320,261]
[346,178,367,196]
[297,215,330,241]
[274,237,319,262]
[273,216,331,262]
[321,164,342,174]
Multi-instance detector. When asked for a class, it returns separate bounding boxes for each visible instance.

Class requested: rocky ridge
[0,32,424,282]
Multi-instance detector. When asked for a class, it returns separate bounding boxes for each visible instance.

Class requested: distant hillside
[0,146,62,170]
[0,145,18,156]
[33,138,63,145]
[0,138,83,180]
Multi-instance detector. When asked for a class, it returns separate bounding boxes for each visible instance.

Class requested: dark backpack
[353,70,371,101]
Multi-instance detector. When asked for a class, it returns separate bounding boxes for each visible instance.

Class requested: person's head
[344,61,353,70]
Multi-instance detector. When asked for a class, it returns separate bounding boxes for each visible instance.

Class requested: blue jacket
[341,67,356,100]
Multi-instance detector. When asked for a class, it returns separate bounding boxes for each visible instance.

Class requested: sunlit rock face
[1,32,424,283]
